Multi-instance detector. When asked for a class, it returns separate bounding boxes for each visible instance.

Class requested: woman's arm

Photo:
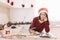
[29,17,37,35]
[29,17,36,29]
[44,20,50,33]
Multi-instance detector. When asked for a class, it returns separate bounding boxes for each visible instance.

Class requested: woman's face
[40,12,46,20]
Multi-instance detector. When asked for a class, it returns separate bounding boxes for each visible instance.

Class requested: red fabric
[11,2,14,6]
[30,17,50,33]
[7,0,10,3]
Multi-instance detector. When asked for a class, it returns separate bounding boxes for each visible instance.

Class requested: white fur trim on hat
[39,10,48,14]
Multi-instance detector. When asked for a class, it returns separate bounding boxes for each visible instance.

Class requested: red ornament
[11,1,14,6]
[6,30,10,34]
[7,0,10,3]
[22,4,25,8]
[31,4,34,7]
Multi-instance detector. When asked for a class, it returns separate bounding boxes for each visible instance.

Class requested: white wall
[0,6,9,24]
[10,8,34,23]
[9,0,60,22]
[34,0,60,22]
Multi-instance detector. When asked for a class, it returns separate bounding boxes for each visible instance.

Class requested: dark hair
[39,12,49,21]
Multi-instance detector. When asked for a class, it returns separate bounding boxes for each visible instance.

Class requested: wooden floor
[0,27,60,40]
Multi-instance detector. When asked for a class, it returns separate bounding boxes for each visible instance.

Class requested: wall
[34,0,60,22]
[0,6,9,24]
[10,8,35,23]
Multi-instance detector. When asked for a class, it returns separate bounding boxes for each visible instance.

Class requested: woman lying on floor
[29,8,54,37]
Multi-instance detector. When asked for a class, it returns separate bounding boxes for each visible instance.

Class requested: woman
[29,8,53,37]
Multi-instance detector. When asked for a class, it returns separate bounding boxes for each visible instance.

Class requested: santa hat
[38,8,48,14]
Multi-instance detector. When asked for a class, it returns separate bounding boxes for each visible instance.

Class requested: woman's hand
[44,17,47,21]
[30,30,36,36]
[39,17,47,23]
